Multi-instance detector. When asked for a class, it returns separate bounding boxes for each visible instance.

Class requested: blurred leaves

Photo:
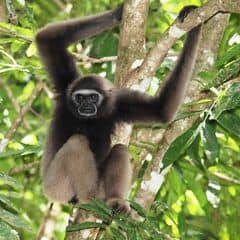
[212,83,240,118]
[161,123,202,170]
[0,222,20,240]
[0,174,31,239]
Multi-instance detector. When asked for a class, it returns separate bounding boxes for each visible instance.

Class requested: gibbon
[36,5,201,213]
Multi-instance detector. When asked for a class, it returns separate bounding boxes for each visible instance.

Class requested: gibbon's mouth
[78,103,97,117]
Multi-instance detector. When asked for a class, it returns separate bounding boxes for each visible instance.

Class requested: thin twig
[52,0,65,10]
[0,26,32,42]
[73,53,117,64]
[36,203,53,240]
[9,161,40,175]
[0,80,44,152]
[5,0,17,24]
[0,80,31,129]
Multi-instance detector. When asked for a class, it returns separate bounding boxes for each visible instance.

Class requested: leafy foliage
[0,174,31,239]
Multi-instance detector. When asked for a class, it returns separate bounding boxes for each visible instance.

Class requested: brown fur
[43,135,97,203]
[36,5,201,212]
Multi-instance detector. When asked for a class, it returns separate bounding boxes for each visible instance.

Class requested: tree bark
[115,0,149,88]
[134,13,230,210]
[0,0,7,22]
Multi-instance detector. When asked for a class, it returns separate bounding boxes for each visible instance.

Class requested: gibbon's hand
[113,4,124,22]
[178,5,198,23]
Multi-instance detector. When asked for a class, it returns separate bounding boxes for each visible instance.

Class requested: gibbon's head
[67,75,115,119]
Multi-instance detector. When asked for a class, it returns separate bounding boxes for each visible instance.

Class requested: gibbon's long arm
[115,9,202,123]
[36,5,123,93]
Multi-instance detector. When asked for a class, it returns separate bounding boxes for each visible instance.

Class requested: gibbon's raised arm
[36,5,123,93]
[115,9,202,123]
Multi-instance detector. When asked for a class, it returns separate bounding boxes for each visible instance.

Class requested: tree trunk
[134,13,230,210]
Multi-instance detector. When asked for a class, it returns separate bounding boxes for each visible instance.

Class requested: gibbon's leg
[103,144,132,213]
[43,134,98,203]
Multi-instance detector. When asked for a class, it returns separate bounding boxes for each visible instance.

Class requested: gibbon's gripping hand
[178,5,198,23]
[112,4,124,22]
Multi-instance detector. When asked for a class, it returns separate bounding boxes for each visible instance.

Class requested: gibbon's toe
[106,198,131,215]
[68,195,79,205]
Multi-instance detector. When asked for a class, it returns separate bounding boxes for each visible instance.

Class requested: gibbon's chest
[74,120,115,164]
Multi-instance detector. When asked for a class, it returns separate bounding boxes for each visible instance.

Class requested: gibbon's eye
[90,94,99,102]
[75,94,84,103]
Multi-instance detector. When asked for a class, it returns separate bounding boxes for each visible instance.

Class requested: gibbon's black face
[67,75,115,119]
[72,89,104,118]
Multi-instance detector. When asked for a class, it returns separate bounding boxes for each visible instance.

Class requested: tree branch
[134,12,230,210]
[0,80,44,152]
[0,80,31,129]
[73,53,117,64]
[0,0,7,21]
[5,0,17,24]
[127,0,239,83]
[8,161,40,175]
[115,0,149,87]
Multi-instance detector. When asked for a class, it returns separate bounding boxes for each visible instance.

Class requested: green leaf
[113,217,131,232]
[91,199,112,216]
[0,194,18,212]
[187,180,207,207]
[187,135,201,163]
[0,147,40,159]
[215,59,240,85]
[198,71,216,82]
[168,168,184,196]
[90,32,118,57]
[0,173,23,190]
[175,110,202,122]
[212,83,240,118]
[26,43,37,57]
[0,208,31,232]
[18,81,35,102]
[201,121,219,164]
[11,39,26,54]
[16,0,26,7]
[128,200,146,217]
[108,226,126,240]
[0,23,33,41]
[209,165,240,185]
[0,222,20,240]
[21,134,38,146]
[66,221,105,232]
[178,211,187,240]
[79,202,111,220]
[216,44,240,67]
[161,123,202,170]
[217,112,240,138]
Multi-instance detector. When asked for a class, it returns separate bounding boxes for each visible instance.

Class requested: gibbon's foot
[68,195,79,204]
[106,198,131,215]
[178,5,198,23]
